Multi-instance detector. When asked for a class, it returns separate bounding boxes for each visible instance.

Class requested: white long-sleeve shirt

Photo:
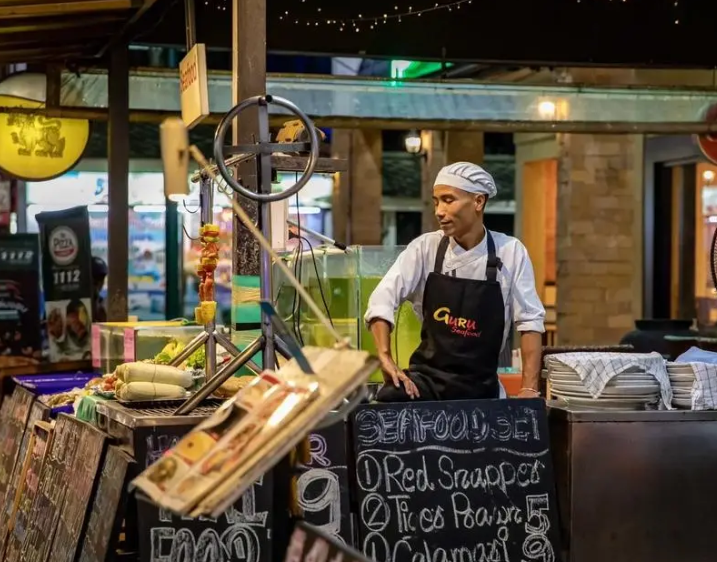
[364,229,546,352]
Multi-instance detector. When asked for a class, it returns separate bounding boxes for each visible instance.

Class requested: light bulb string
[279,0,473,28]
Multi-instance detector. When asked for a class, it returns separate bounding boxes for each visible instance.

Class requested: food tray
[115,397,223,410]
[13,372,95,395]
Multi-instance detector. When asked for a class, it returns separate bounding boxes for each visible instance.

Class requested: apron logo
[433,307,481,338]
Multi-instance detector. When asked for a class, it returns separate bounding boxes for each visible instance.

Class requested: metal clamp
[213,95,320,203]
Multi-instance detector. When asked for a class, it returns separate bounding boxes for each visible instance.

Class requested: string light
[276,0,474,30]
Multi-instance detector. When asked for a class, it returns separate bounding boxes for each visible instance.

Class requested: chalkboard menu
[20,414,84,562]
[36,206,93,362]
[0,400,49,555]
[79,446,134,562]
[134,425,273,562]
[3,421,52,562]
[296,422,353,546]
[50,420,107,562]
[0,234,42,365]
[0,387,35,514]
[284,522,371,562]
[351,400,562,562]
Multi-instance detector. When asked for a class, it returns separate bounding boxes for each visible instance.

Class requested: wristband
[520,387,541,396]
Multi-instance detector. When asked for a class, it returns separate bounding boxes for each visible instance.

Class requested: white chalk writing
[355,406,540,448]
[148,438,268,562]
[354,404,555,562]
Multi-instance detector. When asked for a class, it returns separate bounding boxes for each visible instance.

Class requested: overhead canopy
[0,0,159,64]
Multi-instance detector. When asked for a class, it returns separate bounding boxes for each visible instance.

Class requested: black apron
[377,231,505,402]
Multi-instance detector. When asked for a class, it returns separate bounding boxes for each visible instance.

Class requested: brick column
[556,134,644,345]
[331,129,383,246]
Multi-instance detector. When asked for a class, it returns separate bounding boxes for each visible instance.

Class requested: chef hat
[434,162,497,198]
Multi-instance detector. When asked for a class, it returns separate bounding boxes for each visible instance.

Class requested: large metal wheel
[213,94,320,203]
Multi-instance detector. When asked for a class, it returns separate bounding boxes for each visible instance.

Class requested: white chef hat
[434,162,497,198]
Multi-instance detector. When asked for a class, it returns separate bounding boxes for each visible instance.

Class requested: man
[365,162,545,402]
[91,256,108,323]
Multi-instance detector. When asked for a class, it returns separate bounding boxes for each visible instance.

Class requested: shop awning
[0,0,158,64]
[57,69,717,133]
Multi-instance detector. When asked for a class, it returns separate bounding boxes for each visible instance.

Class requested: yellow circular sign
[0,94,90,181]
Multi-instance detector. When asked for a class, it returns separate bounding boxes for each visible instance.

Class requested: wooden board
[19,415,103,562]
[78,446,134,562]
[0,400,49,556]
[49,420,108,562]
[4,421,53,562]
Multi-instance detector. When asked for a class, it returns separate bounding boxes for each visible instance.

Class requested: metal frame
[168,174,262,391]
[173,94,320,416]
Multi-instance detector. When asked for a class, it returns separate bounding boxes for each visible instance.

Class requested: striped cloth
[686,363,717,410]
[545,351,672,408]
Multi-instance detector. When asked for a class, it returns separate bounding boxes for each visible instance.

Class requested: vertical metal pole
[231,0,264,330]
[107,42,130,322]
[184,0,197,50]
[165,199,182,319]
[200,176,217,380]
[257,102,274,369]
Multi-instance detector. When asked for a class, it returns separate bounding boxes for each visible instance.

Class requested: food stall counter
[548,403,717,562]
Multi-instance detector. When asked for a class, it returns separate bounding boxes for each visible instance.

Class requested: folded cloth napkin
[545,351,672,408]
[677,346,717,365]
[684,362,717,410]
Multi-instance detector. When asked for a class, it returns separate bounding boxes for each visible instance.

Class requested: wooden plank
[0,0,136,18]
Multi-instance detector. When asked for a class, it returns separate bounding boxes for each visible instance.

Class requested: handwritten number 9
[522,534,555,562]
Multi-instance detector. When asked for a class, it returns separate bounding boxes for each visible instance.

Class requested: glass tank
[272,245,422,382]
[92,322,206,374]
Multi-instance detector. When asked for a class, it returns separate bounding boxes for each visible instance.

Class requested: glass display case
[91,321,206,374]
[272,245,422,382]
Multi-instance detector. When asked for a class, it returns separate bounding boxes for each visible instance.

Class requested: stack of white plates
[546,360,660,411]
[666,363,694,409]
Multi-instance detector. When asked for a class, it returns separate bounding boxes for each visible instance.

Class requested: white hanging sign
[179,44,210,129]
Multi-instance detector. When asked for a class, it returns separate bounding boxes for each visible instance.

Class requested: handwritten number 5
[522,494,554,562]
[524,494,550,535]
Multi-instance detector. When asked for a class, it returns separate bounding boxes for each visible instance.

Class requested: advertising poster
[0,234,42,368]
[36,206,93,362]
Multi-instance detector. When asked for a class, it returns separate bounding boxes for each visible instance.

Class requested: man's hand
[378,353,420,399]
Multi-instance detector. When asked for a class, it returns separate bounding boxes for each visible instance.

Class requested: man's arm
[370,319,420,398]
[364,237,428,398]
[511,241,546,398]
[518,332,542,397]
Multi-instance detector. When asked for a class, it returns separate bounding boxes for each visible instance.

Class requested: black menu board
[0,234,42,366]
[351,399,562,562]
[296,422,353,545]
[36,206,93,363]
[284,522,371,562]
[50,420,107,562]
[134,425,273,562]
[0,387,35,514]
[0,400,49,555]
[78,446,134,562]
[3,421,52,562]
[19,414,83,562]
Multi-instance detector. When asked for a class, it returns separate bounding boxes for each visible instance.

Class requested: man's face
[433,185,485,238]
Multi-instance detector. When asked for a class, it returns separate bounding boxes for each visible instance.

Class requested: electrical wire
[299,235,333,327]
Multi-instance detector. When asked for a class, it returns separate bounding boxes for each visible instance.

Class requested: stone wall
[556,134,643,345]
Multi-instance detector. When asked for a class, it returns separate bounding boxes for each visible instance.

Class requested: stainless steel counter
[548,404,717,562]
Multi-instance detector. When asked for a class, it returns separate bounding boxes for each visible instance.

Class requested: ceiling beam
[0,0,138,19]
[2,104,717,135]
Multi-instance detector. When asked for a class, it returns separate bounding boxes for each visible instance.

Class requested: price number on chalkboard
[53,269,81,285]
[522,494,555,562]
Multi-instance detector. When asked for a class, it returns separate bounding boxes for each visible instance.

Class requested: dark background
[133,0,717,68]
